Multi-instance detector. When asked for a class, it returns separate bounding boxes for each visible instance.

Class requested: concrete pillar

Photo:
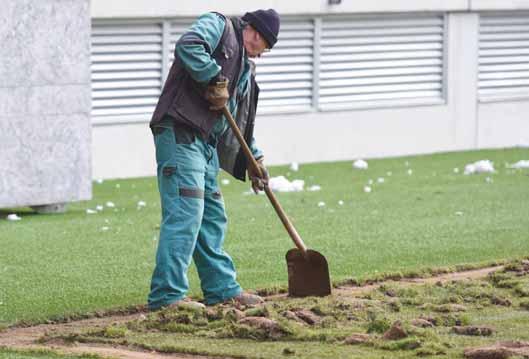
[0,0,92,211]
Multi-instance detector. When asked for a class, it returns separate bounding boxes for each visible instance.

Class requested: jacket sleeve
[249,139,263,160]
[175,13,225,84]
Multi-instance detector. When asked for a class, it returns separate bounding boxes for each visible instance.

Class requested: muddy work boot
[226,292,264,306]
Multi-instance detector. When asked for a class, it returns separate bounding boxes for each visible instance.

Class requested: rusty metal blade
[286,248,332,297]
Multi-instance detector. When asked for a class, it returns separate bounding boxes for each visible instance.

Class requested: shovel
[221,106,331,297]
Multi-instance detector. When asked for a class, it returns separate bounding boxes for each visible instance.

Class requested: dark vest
[150,13,244,140]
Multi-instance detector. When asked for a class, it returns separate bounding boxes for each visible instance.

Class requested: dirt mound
[411,318,434,328]
[453,325,494,336]
[464,341,529,359]
[292,309,321,325]
[237,317,285,339]
[383,321,408,340]
[344,333,371,345]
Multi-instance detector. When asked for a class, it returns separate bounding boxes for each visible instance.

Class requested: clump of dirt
[464,341,529,359]
[504,260,529,276]
[386,298,401,312]
[235,317,286,339]
[488,271,521,289]
[430,303,468,313]
[452,325,494,336]
[344,333,371,345]
[411,318,434,328]
[224,308,246,322]
[491,295,512,306]
[293,309,321,325]
[282,310,305,324]
[382,321,408,340]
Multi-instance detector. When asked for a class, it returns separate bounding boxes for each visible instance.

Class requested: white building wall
[478,102,529,148]
[91,0,469,18]
[90,1,529,180]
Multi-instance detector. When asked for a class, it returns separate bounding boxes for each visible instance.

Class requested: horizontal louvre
[319,15,445,109]
[253,20,314,113]
[168,19,194,66]
[91,22,162,118]
[479,13,529,101]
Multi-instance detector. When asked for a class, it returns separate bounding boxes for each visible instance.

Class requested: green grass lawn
[1,148,528,326]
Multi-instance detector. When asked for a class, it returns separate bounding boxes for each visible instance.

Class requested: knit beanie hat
[242,9,280,49]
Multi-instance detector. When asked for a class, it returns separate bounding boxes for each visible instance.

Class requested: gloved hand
[205,75,229,111]
[248,157,269,194]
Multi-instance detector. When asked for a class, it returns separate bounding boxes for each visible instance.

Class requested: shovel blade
[286,248,332,297]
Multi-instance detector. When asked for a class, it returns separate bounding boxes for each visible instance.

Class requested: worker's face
[243,26,270,58]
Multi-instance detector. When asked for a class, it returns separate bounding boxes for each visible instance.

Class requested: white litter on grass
[353,159,368,170]
[453,168,460,174]
[101,226,109,231]
[221,179,230,185]
[509,160,529,169]
[338,200,344,206]
[464,160,495,175]
[317,201,326,207]
[289,162,299,171]
[407,169,413,175]
[96,205,104,211]
[6,214,21,221]
[455,211,463,216]
[268,176,304,192]
[137,201,147,208]
[364,186,372,193]
[486,176,493,183]
[86,209,97,214]
[377,177,385,184]
[308,185,321,192]
[95,178,104,184]
[106,201,115,208]
[368,179,374,185]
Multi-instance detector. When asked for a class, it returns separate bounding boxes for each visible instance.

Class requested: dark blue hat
[242,9,280,49]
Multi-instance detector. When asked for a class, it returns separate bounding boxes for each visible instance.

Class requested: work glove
[248,157,269,194]
[205,75,229,111]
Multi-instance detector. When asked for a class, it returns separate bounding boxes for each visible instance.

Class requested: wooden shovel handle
[221,106,308,255]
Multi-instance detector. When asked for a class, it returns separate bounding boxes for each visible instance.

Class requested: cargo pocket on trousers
[160,165,178,195]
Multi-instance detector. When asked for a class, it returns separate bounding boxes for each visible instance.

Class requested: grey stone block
[0,114,92,208]
[0,0,92,209]
[0,0,90,87]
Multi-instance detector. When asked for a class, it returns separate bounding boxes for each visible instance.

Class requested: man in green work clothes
[148,9,280,310]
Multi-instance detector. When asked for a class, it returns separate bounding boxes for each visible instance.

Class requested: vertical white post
[161,20,170,87]
[312,17,322,111]
[447,12,480,149]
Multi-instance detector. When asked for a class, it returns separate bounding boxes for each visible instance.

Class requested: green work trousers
[148,126,242,310]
